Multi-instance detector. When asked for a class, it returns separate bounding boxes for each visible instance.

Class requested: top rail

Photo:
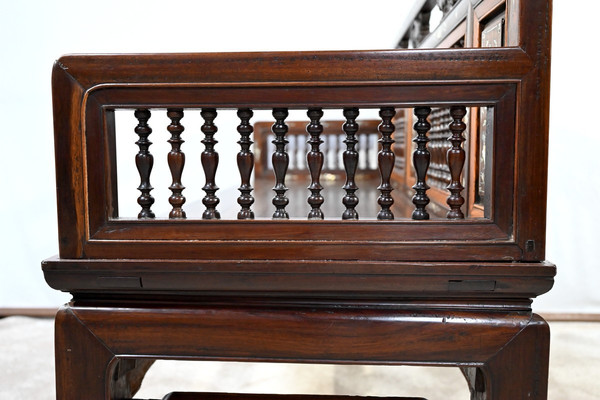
[55,48,532,88]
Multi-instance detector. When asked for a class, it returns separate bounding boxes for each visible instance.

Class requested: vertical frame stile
[104,109,119,219]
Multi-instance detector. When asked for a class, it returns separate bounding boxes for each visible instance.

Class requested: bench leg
[55,307,153,400]
[55,303,549,400]
[464,314,550,400]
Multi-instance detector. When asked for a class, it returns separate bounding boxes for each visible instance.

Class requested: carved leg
[55,307,153,399]
[464,314,550,400]
[55,306,115,399]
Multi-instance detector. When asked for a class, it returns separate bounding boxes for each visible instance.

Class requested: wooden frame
[46,1,554,398]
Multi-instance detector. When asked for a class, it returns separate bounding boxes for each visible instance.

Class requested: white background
[0,0,598,313]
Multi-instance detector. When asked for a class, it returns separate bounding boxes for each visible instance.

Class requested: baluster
[134,109,155,219]
[237,108,255,220]
[200,108,220,220]
[412,106,432,220]
[166,108,186,219]
[377,107,396,220]
[342,108,360,220]
[272,108,290,219]
[306,108,325,220]
[446,105,467,219]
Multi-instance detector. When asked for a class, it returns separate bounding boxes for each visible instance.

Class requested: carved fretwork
[134,109,155,219]
[200,108,220,220]
[167,108,186,219]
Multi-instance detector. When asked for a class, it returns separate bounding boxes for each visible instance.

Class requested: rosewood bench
[44,0,554,398]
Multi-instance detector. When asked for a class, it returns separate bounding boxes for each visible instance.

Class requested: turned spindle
[167,108,186,219]
[200,108,220,220]
[237,108,255,220]
[342,108,360,220]
[412,106,432,220]
[306,108,324,220]
[272,108,290,219]
[446,105,467,219]
[134,109,155,219]
[377,107,396,220]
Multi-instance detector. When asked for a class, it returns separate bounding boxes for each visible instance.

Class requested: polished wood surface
[55,303,550,399]
[166,108,186,219]
[200,108,220,220]
[342,108,361,220]
[236,108,255,220]
[134,109,155,219]
[46,0,553,398]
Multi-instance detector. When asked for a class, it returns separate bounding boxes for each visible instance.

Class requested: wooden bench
[44,0,554,398]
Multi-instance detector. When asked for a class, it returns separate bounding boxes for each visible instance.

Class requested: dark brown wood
[306,108,325,220]
[253,119,380,181]
[411,106,432,220]
[236,108,255,220]
[342,108,360,220]
[167,108,186,219]
[200,108,220,220]
[55,302,550,400]
[112,358,155,398]
[446,105,467,219]
[271,108,290,219]
[134,109,155,219]
[46,2,554,398]
[377,107,396,220]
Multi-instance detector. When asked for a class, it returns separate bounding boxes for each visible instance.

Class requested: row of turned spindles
[133,106,467,221]
[265,133,379,173]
